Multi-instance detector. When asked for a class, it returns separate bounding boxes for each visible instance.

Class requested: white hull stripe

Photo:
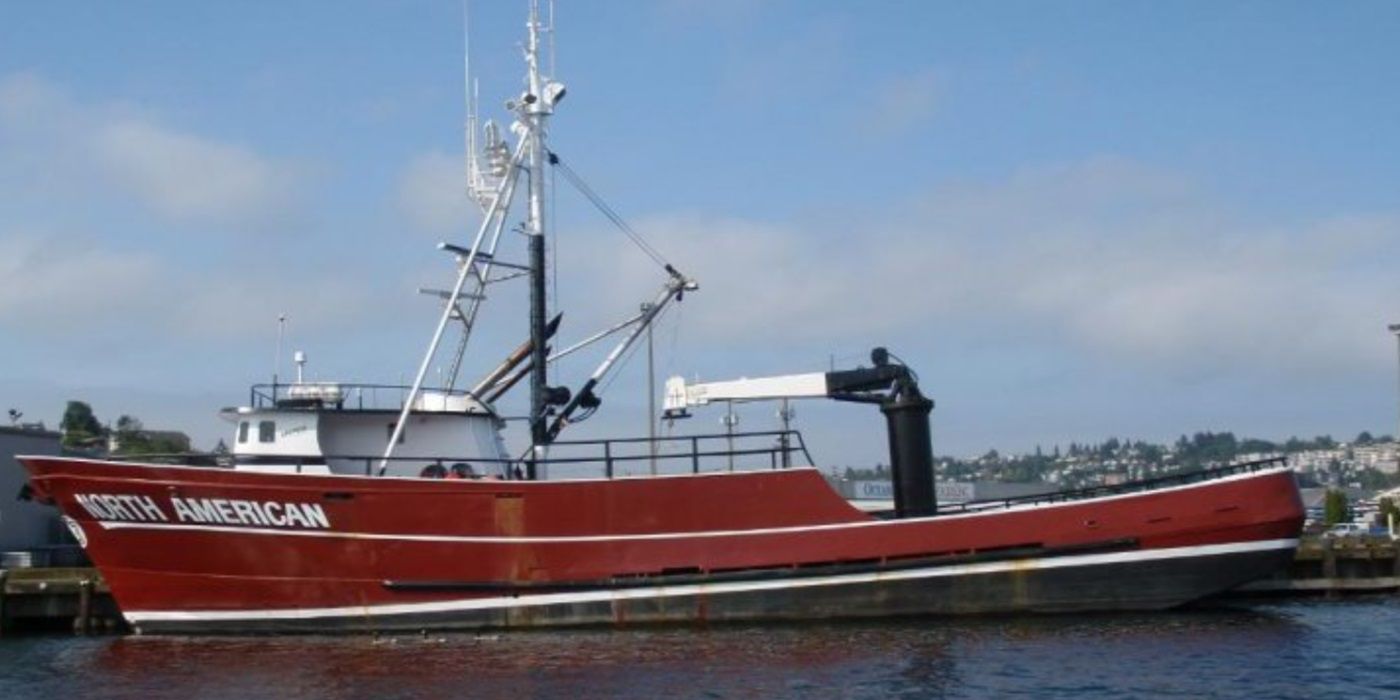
[122,538,1299,625]
[95,466,1295,544]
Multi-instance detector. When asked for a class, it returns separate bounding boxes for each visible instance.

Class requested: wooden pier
[1228,536,1400,596]
[0,568,123,635]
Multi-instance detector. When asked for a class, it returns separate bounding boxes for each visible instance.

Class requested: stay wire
[549,158,560,373]
[548,151,672,270]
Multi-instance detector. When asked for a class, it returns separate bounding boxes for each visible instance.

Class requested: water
[2,598,1398,699]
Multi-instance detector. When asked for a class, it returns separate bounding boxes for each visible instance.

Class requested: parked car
[1323,523,1366,538]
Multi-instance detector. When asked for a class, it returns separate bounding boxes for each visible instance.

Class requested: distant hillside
[839,431,1400,491]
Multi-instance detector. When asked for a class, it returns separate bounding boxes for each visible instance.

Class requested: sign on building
[852,480,975,503]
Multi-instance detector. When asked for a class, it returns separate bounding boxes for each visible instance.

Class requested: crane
[663,348,939,518]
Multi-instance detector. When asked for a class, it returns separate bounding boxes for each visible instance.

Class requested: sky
[1,0,1398,468]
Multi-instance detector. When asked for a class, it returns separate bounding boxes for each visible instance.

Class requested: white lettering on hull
[74,493,169,523]
[72,493,331,530]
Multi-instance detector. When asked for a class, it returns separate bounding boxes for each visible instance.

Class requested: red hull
[21,457,1303,633]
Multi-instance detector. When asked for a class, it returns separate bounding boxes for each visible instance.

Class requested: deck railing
[100,447,1286,503]
[248,382,480,411]
[933,456,1289,515]
[107,429,817,480]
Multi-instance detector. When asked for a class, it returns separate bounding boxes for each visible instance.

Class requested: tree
[115,414,144,436]
[1240,438,1277,454]
[110,415,150,455]
[60,401,103,448]
[1355,468,1400,492]
[1323,489,1350,527]
[1378,498,1400,533]
[1355,431,1375,446]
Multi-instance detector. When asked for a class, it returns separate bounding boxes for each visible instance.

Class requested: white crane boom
[663,372,831,418]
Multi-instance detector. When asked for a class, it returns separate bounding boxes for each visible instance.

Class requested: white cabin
[221,384,510,478]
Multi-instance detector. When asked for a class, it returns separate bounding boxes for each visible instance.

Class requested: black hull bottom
[130,541,1298,635]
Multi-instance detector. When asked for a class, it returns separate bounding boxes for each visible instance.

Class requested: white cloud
[168,271,378,340]
[564,157,1400,379]
[0,232,377,341]
[0,73,367,340]
[0,234,162,328]
[396,150,477,235]
[93,119,299,226]
[0,72,304,229]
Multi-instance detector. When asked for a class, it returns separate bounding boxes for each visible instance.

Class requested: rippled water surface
[3,598,1399,699]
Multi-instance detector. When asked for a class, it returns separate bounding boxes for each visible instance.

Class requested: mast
[525,0,551,477]
[389,1,686,475]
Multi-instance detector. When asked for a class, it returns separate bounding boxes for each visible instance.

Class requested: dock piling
[75,577,92,636]
[0,569,9,636]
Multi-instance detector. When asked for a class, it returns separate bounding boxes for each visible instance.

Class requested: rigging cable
[549,151,560,373]
[548,151,673,271]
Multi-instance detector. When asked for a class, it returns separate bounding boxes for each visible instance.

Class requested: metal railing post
[691,436,700,474]
[604,442,614,479]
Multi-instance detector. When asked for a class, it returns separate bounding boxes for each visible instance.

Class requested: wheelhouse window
[258,421,276,443]
[237,421,249,444]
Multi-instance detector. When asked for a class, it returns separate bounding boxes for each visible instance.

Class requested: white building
[1353,442,1399,474]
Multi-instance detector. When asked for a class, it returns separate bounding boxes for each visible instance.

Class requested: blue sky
[2,1,1398,467]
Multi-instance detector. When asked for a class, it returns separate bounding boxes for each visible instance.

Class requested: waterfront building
[0,425,69,560]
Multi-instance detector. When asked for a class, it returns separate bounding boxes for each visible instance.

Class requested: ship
[19,2,1303,634]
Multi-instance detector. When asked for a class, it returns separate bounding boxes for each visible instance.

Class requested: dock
[1229,536,1400,596]
[0,567,123,635]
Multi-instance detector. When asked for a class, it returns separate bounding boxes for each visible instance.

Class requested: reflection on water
[3,600,1399,699]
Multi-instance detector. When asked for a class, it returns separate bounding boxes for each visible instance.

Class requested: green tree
[1378,498,1400,532]
[115,414,143,436]
[1240,438,1278,454]
[1323,489,1351,527]
[1355,468,1400,492]
[59,400,103,448]
[145,433,190,454]
[111,415,150,455]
